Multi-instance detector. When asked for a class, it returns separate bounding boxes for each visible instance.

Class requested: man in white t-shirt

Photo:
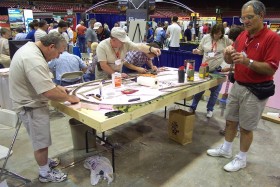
[67,22,74,45]
[166,16,181,51]
[34,20,48,42]
[154,22,163,40]
[48,20,69,43]
[223,22,230,35]
[95,27,161,80]
[199,24,204,39]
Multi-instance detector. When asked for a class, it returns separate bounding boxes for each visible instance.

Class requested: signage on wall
[178,17,190,21]
[8,8,26,37]
[270,23,280,31]
[199,17,216,21]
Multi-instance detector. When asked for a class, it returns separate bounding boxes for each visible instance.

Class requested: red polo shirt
[233,25,280,83]
[77,25,87,36]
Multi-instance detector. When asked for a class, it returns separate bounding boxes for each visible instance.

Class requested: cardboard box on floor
[168,109,195,145]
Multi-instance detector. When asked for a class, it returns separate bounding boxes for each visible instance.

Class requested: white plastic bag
[84,156,114,185]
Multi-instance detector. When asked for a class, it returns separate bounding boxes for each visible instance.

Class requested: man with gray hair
[207,0,280,172]
[9,32,80,182]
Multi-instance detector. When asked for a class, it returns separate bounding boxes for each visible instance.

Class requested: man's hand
[221,67,231,72]
[137,67,147,74]
[68,95,80,104]
[57,85,80,103]
[192,48,200,55]
[121,73,128,78]
[231,52,248,65]
[224,46,236,64]
[152,47,161,56]
[152,65,158,72]
[56,85,68,94]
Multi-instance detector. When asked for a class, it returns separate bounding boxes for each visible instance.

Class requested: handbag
[0,39,11,68]
[238,80,275,100]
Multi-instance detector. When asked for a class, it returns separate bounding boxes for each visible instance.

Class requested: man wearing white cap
[93,22,110,42]
[95,27,161,80]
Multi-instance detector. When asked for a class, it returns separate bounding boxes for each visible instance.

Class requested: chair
[80,53,89,60]
[0,109,31,184]
[60,71,84,86]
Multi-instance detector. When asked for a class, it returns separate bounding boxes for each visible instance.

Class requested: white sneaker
[188,108,194,113]
[206,111,213,118]
[207,145,232,158]
[224,155,246,172]
[39,169,67,183]
[49,157,60,169]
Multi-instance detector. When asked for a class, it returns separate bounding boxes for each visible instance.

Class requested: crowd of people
[0,0,280,184]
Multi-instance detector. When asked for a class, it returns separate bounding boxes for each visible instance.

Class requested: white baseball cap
[93,22,102,30]
[110,27,130,43]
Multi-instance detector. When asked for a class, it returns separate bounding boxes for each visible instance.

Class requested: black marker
[128,98,140,102]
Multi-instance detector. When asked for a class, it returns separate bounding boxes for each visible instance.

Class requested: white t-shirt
[34,29,47,42]
[49,28,70,43]
[9,42,55,111]
[224,27,230,35]
[154,27,163,38]
[199,26,204,39]
[166,23,181,47]
[67,28,74,45]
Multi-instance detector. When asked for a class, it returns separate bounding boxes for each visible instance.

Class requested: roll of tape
[137,76,158,88]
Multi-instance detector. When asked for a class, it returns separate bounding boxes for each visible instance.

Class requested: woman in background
[189,24,232,118]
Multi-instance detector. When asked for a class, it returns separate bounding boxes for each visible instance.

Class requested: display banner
[8,8,24,29]
[23,9,33,33]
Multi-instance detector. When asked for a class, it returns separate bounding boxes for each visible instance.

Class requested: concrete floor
[1,99,280,187]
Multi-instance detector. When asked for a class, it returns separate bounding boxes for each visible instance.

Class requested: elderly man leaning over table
[95,27,161,80]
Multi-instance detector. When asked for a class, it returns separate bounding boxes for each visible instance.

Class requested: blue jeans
[190,80,222,112]
[55,79,82,86]
[83,73,95,82]
[168,47,179,51]
[78,35,86,53]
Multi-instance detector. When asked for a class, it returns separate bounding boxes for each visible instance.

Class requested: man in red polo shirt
[207,0,280,172]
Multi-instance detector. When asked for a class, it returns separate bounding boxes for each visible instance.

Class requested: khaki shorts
[19,106,51,151]
[225,82,268,131]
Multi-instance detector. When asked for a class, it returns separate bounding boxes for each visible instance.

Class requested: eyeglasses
[240,15,256,23]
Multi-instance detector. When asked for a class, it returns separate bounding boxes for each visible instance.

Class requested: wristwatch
[149,46,153,53]
[248,59,254,67]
